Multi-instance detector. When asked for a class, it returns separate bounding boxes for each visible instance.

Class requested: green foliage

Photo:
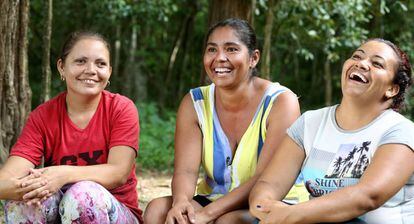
[137,102,176,172]
[25,0,414,170]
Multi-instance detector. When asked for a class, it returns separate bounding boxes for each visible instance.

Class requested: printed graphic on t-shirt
[303,141,371,197]
[325,141,371,178]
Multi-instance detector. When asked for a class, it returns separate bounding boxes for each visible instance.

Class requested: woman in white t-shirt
[249,39,414,224]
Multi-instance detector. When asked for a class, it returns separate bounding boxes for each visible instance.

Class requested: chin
[72,88,104,97]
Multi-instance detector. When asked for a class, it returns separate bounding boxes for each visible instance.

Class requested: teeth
[350,72,368,83]
[80,79,97,84]
[214,68,231,73]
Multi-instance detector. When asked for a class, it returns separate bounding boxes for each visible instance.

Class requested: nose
[215,49,228,62]
[355,59,369,71]
[84,62,97,75]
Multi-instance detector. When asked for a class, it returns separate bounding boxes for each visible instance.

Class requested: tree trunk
[160,1,197,106]
[260,0,276,80]
[0,0,31,165]
[113,25,121,87]
[40,0,53,103]
[121,17,137,99]
[207,0,254,26]
[324,56,332,106]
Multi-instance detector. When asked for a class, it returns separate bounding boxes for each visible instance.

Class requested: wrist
[172,194,191,206]
[285,205,302,224]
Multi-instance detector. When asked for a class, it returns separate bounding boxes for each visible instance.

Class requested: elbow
[110,170,130,188]
[353,186,384,213]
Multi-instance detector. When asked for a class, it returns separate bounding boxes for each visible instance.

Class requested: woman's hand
[22,166,67,203]
[252,199,296,224]
[193,209,213,224]
[165,199,196,224]
[1,172,47,201]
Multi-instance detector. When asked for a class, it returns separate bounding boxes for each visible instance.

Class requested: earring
[106,80,110,87]
[60,75,66,81]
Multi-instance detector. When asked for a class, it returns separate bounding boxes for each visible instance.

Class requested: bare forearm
[249,180,283,208]
[286,185,377,223]
[62,164,131,190]
[171,172,198,203]
[202,175,259,220]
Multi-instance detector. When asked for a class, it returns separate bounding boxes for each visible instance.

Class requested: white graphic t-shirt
[287,105,414,224]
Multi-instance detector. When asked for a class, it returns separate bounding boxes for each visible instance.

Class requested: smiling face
[341,40,400,105]
[203,26,259,89]
[57,38,112,98]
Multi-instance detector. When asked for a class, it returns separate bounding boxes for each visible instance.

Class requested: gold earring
[60,75,66,81]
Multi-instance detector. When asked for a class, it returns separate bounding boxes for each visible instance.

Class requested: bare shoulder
[272,90,300,114]
[176,93,198,124]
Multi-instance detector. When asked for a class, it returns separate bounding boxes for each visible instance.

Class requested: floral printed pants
[4,181,139,224]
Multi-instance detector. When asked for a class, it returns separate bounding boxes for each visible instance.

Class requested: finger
[186,205,196,223]
[21,178,48,193]
[165,214,175,224]
[23,185,48,200]
[26,197,41,206]
[21,176,46,188]
[176,213,186,224]
[29,168,43,176]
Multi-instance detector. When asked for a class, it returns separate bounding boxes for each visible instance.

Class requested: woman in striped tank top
[144,18,301,224]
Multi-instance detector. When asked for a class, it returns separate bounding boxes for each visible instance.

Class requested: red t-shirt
[10,90,143,221]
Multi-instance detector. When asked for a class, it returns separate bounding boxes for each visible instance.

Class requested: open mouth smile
[349,72,369,84]
[78,79,99,84]
[214,67,232,75]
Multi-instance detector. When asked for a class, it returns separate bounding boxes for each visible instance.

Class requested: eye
[97,61,107,68]
[226,47,238,53]
[351,54,361,60]
[206,47,216,53]
[372,61,384,69]
[75,58,86,64]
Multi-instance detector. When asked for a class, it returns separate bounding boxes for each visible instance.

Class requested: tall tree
[260,0,279,80]
[40,0,53,103]
[0,0,31,164]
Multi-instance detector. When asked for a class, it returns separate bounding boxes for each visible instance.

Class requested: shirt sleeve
[287,114,305,150]
[378,121,414,152]
[9,110,45,166]
[109,97,139,153]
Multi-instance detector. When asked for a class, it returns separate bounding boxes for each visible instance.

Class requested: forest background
[1,0,414,174]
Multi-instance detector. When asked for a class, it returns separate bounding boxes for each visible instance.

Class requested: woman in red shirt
[0,31,142,223]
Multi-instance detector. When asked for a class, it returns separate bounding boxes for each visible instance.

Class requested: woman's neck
[336,99,390,130]
[65,91,102,115]
[215,77,259,112]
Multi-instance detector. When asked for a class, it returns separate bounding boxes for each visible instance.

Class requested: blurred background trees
[1,0,413,171]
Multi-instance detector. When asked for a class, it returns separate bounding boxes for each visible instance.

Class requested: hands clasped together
[11,166,67,206]
[165,199,211,224]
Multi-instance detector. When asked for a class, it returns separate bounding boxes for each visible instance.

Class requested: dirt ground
[0,172,173,223]
[138,171,173,211]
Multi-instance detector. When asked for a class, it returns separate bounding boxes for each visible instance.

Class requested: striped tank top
[190,83,306,202]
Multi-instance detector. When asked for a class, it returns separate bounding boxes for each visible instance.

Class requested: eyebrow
[355,49,385,60]
[372,55,385,61]
[206,41,241,46]
[355,49,365,54]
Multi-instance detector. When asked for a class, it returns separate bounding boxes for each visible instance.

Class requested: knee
[144,196,172,224]
[60,181,111,221]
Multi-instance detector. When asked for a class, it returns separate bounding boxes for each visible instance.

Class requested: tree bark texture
[207,0,254,26]
[0,0,31,164]
[260,0,276,80]
[40,0,53,103]
[324,56,332,106]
